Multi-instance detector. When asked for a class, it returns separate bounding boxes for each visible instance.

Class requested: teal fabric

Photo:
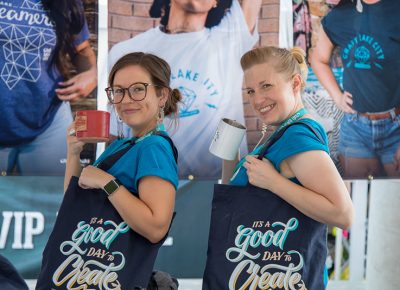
[94,132,178,194]
[230,118,329,186]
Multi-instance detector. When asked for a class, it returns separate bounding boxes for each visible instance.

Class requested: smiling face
[243,62,302,126]
[113,65,167,136]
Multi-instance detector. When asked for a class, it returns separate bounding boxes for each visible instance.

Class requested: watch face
[104,180,119,195]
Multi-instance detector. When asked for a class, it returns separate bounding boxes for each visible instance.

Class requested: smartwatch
[103,179,122,196]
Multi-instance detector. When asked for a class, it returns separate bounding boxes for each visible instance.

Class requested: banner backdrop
[0,0,98,177]
[0,177,215,279]
[0,177,63,278]
[107,0,261,180]
[291,0,344,171]
[303,67,343,169]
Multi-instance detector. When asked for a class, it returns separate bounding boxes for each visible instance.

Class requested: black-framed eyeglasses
[105,82,160,104]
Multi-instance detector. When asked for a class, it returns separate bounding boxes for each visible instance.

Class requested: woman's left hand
[243,155,281,189]
[78,165,113,190]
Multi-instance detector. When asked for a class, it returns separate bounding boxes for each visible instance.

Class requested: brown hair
[240,46,308,91]
[108,52,181,117]
[42,0,85,78]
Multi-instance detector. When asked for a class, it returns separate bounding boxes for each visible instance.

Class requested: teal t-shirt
[230,118,330,186]
[94,132,178,194]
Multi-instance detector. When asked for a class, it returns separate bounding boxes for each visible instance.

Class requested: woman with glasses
[65,52,181,286]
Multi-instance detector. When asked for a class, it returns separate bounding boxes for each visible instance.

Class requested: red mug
[75,110,110,143]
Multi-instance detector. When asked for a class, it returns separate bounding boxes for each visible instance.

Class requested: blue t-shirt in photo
[94,132,179,194]
[0,0,90,146]
[322,0,400,113]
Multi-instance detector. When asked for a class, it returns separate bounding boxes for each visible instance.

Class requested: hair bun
[290,47,306,64]
[171,88,182,103]
[290,47,308,85]
[164,88,182,117]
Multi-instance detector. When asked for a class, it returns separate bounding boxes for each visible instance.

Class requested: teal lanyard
[132,123,164,144]
[230,108,308,181]
[129,124,165,144]
[132,129,156,144]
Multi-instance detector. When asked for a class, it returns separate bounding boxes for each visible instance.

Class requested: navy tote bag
[203,122,327,290]
[36,134,178,290]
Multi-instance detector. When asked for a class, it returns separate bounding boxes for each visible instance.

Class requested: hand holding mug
[66,123,85,156]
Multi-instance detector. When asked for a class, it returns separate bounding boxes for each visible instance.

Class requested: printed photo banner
[303,67,344,170]
[290,0,344,171]
[0,177,64,278]
[0,0,99,176]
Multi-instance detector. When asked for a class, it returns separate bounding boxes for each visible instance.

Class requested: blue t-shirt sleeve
[135,138,179,190]
[73,0,90,46]
[266,122,329,171]
[321,8,341,47]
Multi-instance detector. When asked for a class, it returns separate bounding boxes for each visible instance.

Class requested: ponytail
[164,88,182,117]
[290,47,308,89]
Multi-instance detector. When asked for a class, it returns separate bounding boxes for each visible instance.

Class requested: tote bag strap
[97,133,178,172]
[257,120,325,161]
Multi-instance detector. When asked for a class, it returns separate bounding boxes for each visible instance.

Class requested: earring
[114,107,124,139]
[254,123,269,149]
[157,106,165,131]
[117,116,125,139]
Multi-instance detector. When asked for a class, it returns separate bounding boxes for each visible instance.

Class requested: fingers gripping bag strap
[257,120,325,160]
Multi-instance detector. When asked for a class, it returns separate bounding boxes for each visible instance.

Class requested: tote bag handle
[257,120,325,160]
[97,132,178,172]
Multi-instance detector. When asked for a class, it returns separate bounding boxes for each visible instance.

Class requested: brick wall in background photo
[72,0,98,113]
[108,0,280,150]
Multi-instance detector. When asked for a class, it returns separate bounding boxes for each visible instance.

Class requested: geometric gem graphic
[0,1,56,89]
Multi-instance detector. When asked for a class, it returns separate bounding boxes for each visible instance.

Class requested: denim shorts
[338,112,400,164]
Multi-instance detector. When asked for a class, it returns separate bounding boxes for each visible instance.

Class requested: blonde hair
[240,46,308,91]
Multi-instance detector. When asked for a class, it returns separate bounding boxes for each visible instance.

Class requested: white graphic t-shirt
[108,0,258,179]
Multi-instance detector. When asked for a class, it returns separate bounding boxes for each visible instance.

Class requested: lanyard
[130,123,165,144]
[130,129,157,144]
[266,108,308,142]
[230,108,307,181]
